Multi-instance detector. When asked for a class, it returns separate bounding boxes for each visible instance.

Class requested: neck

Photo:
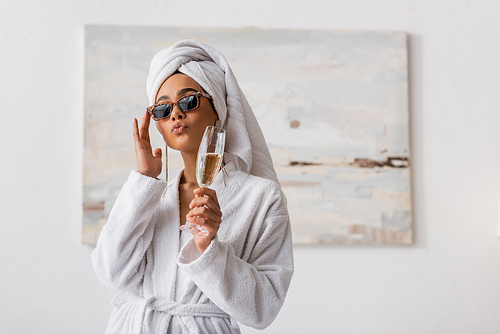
[180,151,199,186]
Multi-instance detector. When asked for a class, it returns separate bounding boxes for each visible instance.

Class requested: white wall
[1,0,500,333]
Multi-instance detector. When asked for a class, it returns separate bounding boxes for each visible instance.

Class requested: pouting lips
[171,122,188,133]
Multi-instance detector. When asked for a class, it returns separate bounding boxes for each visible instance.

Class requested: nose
[171,104,185,121]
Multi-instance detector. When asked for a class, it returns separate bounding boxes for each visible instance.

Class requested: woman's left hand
[186,187,222,254]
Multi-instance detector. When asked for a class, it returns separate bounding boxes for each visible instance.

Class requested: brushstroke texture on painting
[83,26,412,245]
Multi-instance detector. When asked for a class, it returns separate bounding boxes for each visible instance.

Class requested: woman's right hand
[133,111,162,179]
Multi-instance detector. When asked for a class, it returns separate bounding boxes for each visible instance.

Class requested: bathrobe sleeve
[91,170,167,290]
[177,182,294,330]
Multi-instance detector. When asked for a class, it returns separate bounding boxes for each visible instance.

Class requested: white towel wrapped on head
[146,39,279,184]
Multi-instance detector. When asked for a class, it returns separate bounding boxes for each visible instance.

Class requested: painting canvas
[83,25,412,245]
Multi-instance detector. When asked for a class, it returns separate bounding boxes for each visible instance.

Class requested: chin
[163,136,198,153]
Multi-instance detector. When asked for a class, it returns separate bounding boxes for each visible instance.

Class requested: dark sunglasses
[147,92,212,121]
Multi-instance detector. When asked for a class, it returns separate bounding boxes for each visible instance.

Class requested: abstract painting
[83,25,412,245]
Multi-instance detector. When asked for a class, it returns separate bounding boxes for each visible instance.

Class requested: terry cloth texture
[91,161,294,333]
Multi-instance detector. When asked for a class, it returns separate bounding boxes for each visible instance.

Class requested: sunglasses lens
[178,95,199,112]
[153,104,172,119]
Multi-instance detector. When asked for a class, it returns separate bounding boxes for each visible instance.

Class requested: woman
[91,39,294,333]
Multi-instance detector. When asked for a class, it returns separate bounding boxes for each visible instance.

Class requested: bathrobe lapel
[148,170,183,300]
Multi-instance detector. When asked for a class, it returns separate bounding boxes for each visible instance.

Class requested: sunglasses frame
[147,92,212,121]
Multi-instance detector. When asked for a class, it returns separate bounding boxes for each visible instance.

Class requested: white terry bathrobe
[91,40,294,333]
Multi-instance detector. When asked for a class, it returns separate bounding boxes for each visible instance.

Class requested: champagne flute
[180,126,225,235]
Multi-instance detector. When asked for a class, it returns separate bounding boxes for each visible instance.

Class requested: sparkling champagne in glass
[180,126,225,235]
